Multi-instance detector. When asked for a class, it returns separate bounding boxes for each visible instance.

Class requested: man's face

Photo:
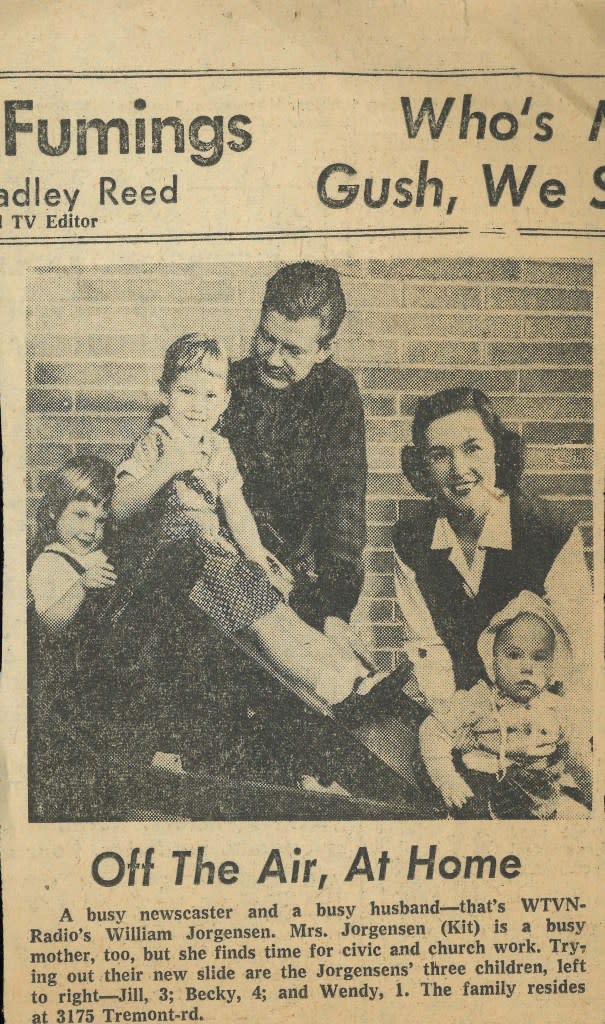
[493,614,555,702]
[252,310,332,390]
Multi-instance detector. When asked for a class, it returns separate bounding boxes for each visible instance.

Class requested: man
[223,261,368,637]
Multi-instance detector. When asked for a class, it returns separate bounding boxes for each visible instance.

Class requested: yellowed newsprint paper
[1,3,604,1023]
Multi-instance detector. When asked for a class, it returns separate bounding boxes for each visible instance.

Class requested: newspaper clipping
[1,5,604,1023]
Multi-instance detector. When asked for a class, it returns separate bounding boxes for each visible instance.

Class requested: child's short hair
[261,262,346,348]
[33,455,115,557]
[159,334,228,393]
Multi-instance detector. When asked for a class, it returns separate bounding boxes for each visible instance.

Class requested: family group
[28,262,593,820]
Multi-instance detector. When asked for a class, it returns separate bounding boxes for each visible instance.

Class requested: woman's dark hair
[31,454,115,560]
[401,387,524,497]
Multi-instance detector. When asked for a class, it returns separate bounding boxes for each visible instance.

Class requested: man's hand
[438,772,475,810]
[254,550,294,599]
[324,616,371,663]
[81,556,117,591]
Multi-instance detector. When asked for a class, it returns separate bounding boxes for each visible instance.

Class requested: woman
[394,387,592,720]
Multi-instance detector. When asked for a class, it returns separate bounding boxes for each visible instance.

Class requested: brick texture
[26,258,593,671]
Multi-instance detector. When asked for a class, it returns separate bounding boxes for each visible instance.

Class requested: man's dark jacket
[223,356,367,628]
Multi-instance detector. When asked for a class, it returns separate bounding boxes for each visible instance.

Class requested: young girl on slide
[112,334,382,706]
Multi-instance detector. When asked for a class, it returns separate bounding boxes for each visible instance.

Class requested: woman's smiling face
[422,409,498,520]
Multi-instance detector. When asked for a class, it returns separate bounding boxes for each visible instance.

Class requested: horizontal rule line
[0,227,469,245]
[518,228,605,236]
[0,69,604,80]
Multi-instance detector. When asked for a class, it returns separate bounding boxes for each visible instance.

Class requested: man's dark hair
[261,262,346,348]
[401,386,525,496]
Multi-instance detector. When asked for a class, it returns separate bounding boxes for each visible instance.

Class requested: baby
[419,590,586,819]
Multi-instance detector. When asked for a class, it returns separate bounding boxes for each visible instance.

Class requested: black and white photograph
[25,256,594,822]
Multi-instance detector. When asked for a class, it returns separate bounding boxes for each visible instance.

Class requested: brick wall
[26,257,593,670]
